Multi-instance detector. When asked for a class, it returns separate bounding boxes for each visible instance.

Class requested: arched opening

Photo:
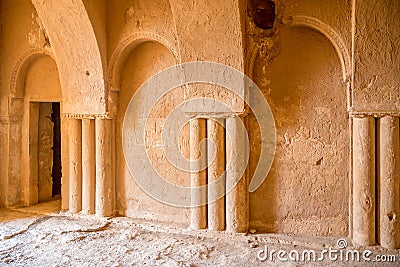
[15,54,63,207]
[249,26,349,236]
[115,40,189,223]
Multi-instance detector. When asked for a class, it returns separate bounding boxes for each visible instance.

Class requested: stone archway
[11,52,62,206]
[249,25,349,236]
[113,39,189,223]
[30,0,107,115]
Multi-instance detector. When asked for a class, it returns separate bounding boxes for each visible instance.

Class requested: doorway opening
[51,102,62,197]
[29,102,62,203]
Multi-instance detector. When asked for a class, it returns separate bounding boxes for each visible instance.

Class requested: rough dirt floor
[0,200,399,266]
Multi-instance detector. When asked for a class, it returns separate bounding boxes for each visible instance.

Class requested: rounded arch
[108,32,180,92]
[115,38,187,224]
[249,25,350,236]
[247,16,352,110]
[289,16,351,83]
[10,49,55,98]
[31,0,106,115]
[9,48,63,207]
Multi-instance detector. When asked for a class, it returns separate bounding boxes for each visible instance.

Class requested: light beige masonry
[0,0,399,251]
[68,118,82,214]
[95,118,113,217]
[207,118,226,231]
[379,116,400,249]
[0,121,7,208]
[61,115,70,211]
[352,116,375,246]
[190,118,207,230]
[226,116,249,233]
[82,118,96,215]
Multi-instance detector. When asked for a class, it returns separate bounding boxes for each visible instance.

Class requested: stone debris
[0,208,399,266]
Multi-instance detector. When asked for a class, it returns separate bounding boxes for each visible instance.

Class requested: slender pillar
[61,115,69,211]
[68,118,82,213]
[82,118,95,214]
[0,120,8,208]
[111,119,116,216]
[95,118,113,217]
[29,103,39,205]
[352,116,375,245]
[226,116,249,233]
[190,118,207,229]
[207,118,225,231]
[379,115,400,248]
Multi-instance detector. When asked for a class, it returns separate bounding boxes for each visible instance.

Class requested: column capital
[350,111,400,118]
[185,111,249,120]
[62,113,115,120]
[0,115,23,123]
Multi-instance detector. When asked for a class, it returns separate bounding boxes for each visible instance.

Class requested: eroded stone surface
[1,203,399,266]
[0,0,399,252]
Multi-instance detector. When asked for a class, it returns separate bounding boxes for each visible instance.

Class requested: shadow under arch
[247,15,352,110]
[289,16,351,84]
[10,49,55,99]
[108,32,180,92]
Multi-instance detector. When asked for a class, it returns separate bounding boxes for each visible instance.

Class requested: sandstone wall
[0,0,399,247]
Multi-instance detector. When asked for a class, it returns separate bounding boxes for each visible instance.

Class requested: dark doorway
[51,102,62,197]
[29,101,62,203]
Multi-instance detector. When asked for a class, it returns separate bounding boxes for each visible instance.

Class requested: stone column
[0,120,8,208]
[82,118,95,214]
[207,118,225,231]
[95,118,113,217]
[60,115,69,211]
[226,116,249,233]
[68,118,82,213]
[352,116,375,245]
[28,104,39,205]
[379,115,400,249]
[190,118,207,229]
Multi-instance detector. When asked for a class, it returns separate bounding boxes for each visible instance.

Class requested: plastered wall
[0,0,56,207]
[352,0,400,113]
[249,27,349,236]
[0,0,399,245]
[116,41,190,224]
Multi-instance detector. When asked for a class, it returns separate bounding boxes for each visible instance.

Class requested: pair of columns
[352,115,400,248]
[67,117,113,217]
[190,116,249,233]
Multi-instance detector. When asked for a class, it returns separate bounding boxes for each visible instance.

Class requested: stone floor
[0,200,399,266]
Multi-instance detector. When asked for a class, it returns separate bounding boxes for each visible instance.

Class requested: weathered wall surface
[249,27,349,236]
[107,0,178,57]
[352,0,400,113]
[169,0,245,66]
[107,0,178,114]
[31,0,106,115]
[0,0,399,247]
[83,0,108,79]
[116,41,189,224]
[245,0,352,237]
[170,0,246,114]
[0,0,49,100]
[107,0,179,117]
[0,0,50,207]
